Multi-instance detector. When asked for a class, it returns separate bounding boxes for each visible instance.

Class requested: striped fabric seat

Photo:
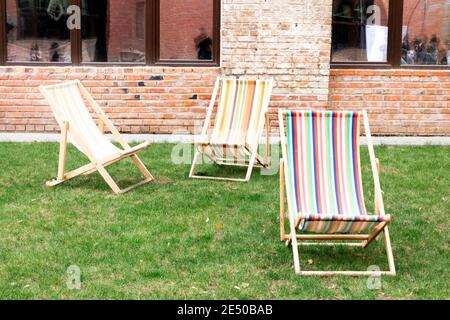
[285,110,385,234]
[200,78,272,160]
[42,82,121,161]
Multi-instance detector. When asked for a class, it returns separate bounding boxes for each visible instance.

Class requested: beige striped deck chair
[279,110,395,276]
[40,80,154,194]
[190,77,274,182]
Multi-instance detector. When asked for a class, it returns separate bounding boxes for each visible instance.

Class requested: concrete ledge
[0,133,449,146]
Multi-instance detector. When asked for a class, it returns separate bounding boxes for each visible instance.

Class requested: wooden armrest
[121,141,151,157]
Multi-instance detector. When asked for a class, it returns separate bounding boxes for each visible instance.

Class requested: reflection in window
[332,0,390,62]
[402,0,450,66]
[160,0,214,60]
[81,0,145,63]
[6,0,71,62]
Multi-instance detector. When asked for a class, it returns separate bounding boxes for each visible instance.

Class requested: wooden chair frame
[278,110,396,276]
[40,80,155,194]
[190,77,274,182]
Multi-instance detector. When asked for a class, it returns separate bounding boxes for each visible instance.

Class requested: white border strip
[0,133,449,146]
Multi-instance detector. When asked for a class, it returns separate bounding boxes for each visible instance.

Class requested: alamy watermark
[367,265,382,290]
[49,3,384,32]
[45,3,80,30]
[170,120,280,177]
[66,265,82,290]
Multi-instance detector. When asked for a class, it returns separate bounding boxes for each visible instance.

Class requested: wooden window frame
[0,0,221,67]
[331,0,449,69]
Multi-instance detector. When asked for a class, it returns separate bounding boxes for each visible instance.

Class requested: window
[402,0,450,66]
[159,0,214,61]
[332,0,390,63]
[332,0,450,68]
[6,0,71,63]
[0,0,220,65]
[81,0,146,63]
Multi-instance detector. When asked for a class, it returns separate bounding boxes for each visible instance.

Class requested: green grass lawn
[0,143,448,300]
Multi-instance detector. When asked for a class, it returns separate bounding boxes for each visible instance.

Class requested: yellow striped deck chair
[279,110,395,276]
[40,80,154,194]
[190,77,274,182]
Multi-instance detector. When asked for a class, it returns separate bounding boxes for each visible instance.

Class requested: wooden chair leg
[292,232,301,274]
[374,159,380,215]
[102,155,153,194]
[244,149,259,182]
[289,236,396,276]
[191,146,262,182]
[363,221,388,248]
[96,164,121,194]
[265,112,271,167]
[57,122,69,181]
[131,154,154,180]
[375,159,384,242]
[384,227,396,275]
[290,227,396,276]
[280,159,286,242]
[47,163,97,187]
[189,150,201,178]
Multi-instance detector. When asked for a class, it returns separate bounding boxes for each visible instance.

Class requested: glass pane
[402,0,450,66]
[6,0,71,63]
[82,0,145,63]
[332,0,390,62]
[160,0,214,60]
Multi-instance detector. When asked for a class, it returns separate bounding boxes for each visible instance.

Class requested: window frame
[0,0,221,66]
[331,0,449,69]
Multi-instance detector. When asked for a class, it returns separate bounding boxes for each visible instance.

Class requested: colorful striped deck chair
[40,80,154,194]
[278,110,395,276]
[190,77,274,182]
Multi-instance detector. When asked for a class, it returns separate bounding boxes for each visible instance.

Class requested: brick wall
[221,0,332,107]
[0,0,449,137]
[329,69,450,136]
[0,67,220,134]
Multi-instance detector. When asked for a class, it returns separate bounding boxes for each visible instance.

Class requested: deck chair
[39,80,154,194]
[190,77,274,182]
[278,110,396,276]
